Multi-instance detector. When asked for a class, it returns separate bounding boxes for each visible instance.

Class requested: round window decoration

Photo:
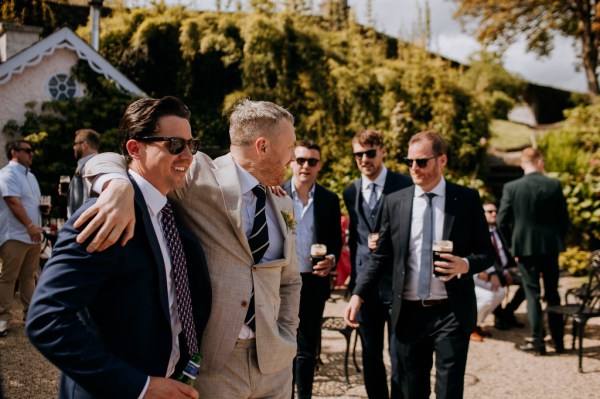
[47,73,78,100]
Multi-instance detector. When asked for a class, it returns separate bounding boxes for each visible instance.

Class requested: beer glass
[59,175,70,195]
[39,196,52,215]
[432,240,453,278]
[310,243,327,266]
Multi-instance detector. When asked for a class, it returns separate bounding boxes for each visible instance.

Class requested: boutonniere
[280,210,297,234]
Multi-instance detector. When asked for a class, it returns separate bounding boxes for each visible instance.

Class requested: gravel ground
[1,277,599,399]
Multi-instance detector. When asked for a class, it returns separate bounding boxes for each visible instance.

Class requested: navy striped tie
[244,185,270,331]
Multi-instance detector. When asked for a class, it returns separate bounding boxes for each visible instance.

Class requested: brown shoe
[470,330,484,342]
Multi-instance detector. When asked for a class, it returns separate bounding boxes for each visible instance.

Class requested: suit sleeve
[329,192,343,262]
[276,199,302,342]
[25,214,147,398]
[497,184,514,249]
[343,186,358,290]
[81,152,129,191]
[555,180,570,240]
[353,196,393,299]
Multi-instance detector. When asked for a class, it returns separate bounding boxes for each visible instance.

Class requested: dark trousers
[395,301,470,399]
[518,254,564,348]
[357,292,402,399]
[493,267,526,319]
[293,274,328,399]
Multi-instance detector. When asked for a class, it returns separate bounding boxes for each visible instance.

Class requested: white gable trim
[0,26,144,96]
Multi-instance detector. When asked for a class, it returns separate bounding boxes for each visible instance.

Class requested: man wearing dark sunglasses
[73,99,301,399]
[283,140,342,399]
[342,130,411,399]
[27,96,211,399]
[346,131,494,399]
[0,140,44,338]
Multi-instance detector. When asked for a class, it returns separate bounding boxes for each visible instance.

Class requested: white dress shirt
[290,178,316,273]
[128,170,182,397]
[361,165,387,204]
[404,178,448,300]
[235,164,284,339]
[0,161,42,245]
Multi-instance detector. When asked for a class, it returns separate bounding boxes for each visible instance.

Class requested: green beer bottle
[177,353,202,386]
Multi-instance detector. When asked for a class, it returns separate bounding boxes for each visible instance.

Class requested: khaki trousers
[0,240,41,321]
[197,338,293,399]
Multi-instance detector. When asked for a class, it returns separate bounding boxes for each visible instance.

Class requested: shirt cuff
[458,257,470,279]
[137,376,150,399]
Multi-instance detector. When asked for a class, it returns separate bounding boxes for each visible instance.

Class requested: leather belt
[405,299,448,307]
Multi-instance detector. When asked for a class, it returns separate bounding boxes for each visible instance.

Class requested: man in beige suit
[74,100,301,398]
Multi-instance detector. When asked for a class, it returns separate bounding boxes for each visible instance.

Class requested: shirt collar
[8,160,28,174]
[361,165,388,191]
[128,169,167,216]
[235,162,260,195]
[414,177,446,198]
[77,153,97,169]
[290,178,315,200]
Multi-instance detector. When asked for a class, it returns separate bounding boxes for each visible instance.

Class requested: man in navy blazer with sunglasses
[26,97,211,399]
[346,131,494,399]
[342,130,411,399]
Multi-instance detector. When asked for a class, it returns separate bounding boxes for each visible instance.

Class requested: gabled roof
[0,26,144,96]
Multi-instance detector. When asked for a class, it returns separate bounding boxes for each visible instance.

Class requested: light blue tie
[368,183,378,209]
[418,193,436,300]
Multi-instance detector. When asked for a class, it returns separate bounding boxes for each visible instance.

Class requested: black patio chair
[547,250,600,372]
[317,316,361,385]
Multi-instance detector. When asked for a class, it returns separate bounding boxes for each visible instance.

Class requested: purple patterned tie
[160,202,198,356]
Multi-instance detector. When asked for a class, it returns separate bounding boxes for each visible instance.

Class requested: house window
[47,73,78,100]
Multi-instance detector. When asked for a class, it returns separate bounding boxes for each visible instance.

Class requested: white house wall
[0,48,80,166]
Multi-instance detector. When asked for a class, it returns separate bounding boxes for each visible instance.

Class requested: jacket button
[241,300,248,307]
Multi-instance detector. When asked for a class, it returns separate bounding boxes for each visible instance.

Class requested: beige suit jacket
[84,152,301,374]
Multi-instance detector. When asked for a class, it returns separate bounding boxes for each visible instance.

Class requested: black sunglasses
[136,136,200,155]
[15,148,33,154]
[403,155,438,168]
[295,157,320,167]
[353,149,378,159]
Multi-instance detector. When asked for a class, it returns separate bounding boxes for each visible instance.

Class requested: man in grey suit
[59,129,100,218]
[74,100,301,398]
[497,147,569,355]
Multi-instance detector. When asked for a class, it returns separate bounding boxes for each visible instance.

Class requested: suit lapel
[400,186,414,261]
[130,176,170,322]
[212,154,253,258]
[443,182,457,240]
[267,190,293,261]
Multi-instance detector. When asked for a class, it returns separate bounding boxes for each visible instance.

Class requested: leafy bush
[559,247,592,276]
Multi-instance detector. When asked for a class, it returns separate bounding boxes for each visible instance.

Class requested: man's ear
[125,139,142,160]
[254,137,267,158]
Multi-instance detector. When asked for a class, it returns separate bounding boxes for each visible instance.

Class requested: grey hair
[229,99,294,146]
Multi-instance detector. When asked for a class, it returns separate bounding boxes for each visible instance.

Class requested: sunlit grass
[489,119,533,150]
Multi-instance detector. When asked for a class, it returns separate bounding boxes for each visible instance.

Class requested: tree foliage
[4,3,509,206]
[453,0,600,99]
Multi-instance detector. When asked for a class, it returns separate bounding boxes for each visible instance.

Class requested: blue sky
[148,0,586,93]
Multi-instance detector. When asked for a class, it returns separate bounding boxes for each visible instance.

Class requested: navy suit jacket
[343,170,412,301]
[353,181,494,333]
[282,180,342,301]
[26,178,211,399]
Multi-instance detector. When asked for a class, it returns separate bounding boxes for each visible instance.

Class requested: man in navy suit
[26,96,211,399]
[342,130,411,399]
[346,131,494,399]
[282,140,342,398]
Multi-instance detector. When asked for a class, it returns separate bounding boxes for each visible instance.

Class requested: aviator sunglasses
[295,157,320,167]
[403,155,438,168]
[136,136,201,155]
[353,149,378,159]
